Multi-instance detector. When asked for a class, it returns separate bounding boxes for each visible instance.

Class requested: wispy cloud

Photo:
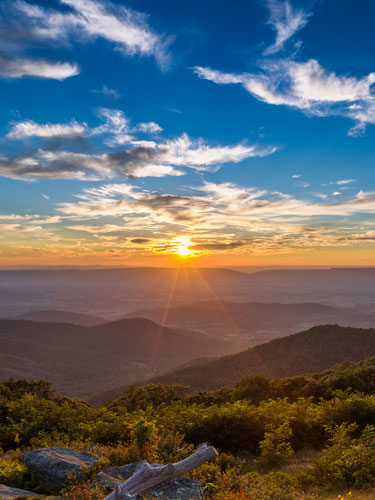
[58,180,375,224]
[193,0,375,135]
[195,61,375,108]
[0,134,274,181]
[135,122,163,134]
[194,60,375,134]
[92,85,121,100]
[3,182,375,260]
[3,110,277,180]
[8,119,87,139]
[331,179,357,186]
[6,109,162,145]
[263,0,311,55]
[15,0,172,69]
[0,52,79,80]
[53,180,375,258]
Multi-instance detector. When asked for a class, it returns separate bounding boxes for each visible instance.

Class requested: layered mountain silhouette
[0,318,232,399]
[2,267,375,318]
[124,300,375,345]
[5,310,107,327]
[147,324,375,391]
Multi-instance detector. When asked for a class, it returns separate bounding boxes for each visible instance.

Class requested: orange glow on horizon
[152,236,203,260]
[1,239,375,268]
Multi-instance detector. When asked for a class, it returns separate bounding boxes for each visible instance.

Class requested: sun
[153,236,203,259]
[176,245,192,257]
[172,237,198,258]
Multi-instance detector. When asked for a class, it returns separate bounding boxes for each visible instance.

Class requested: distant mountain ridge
[147,324,375,391]
[124,300,375,345]
[2,267,375,318]
[0,317,233,399]
[5,310,107,327]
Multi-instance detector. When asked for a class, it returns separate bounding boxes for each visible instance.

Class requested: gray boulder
[101,463,203,500]
[24,447,98,486]
[0,484,41,499]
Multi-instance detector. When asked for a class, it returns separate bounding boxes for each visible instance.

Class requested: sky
[0,0,375,267]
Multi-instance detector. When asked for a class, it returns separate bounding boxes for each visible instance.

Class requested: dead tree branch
[102,443,218,500]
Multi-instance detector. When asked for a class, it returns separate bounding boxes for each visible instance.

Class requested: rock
[24,447,98,487]
[101,463,203,500]
[0,484,41,499]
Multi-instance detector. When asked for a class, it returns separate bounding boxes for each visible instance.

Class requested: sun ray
[193,267,241,340]
[145,267,181,378]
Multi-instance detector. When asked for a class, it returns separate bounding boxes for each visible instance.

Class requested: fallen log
[102,443,219,500]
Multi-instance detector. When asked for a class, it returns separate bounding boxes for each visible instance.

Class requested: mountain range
[124,300,375,345]
[5,310,107,327]
[1,267,375,318]
[147,324,375,392]
[0,317,232,399]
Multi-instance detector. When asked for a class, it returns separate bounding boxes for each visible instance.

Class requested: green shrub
[256,422,294,469]
[0,458,28,488]
[307,422,375,488]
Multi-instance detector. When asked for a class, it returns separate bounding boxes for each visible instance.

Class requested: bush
[308,422,375,488]
[233,375,271,405]
[256,422,294,469]
[0,458,28,488]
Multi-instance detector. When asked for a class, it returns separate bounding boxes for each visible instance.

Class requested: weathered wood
[102,443,218,500]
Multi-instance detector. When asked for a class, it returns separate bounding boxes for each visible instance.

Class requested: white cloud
[0,52,79,80]
[2,115,277,180]
[92,85,121,100]
[0,149,184,180]
[155,133,277,170]
[193,0,375,136]
[332,179,356,186]
[16,0,171,68]
[56,181,375,257]
[3,179,371,257]
[194,59,375,133]
[263,0,311,55]
[92,108,134,145]
[136,122,163,133]
[0,223,42,232]
[195,60,375,108]
[8,120,87,139]
[289,59,375,102]
[7,109,134,144]
[93,183,375,219]
[193,67,243,85]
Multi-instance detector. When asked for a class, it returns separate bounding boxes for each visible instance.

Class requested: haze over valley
[2,266,375,402]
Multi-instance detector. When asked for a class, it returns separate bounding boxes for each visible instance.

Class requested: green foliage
[129,418,159,462]
[106,384,189,412]
[0,457,28,488]
[257,422,294,469]
[5,368,375,498]
[233,375,271,404]
[306,423,375,488]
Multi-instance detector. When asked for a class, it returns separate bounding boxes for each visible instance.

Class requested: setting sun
[174,237,194,258]
[176,245,192,257]
[152,236,202,259]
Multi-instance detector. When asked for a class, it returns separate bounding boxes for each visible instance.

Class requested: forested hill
[5,309,107,326]
[0,317,232,399]
[124,300,375,345]
[148,324,375,391]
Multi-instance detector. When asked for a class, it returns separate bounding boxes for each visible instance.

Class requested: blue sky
[0,0,375,266]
